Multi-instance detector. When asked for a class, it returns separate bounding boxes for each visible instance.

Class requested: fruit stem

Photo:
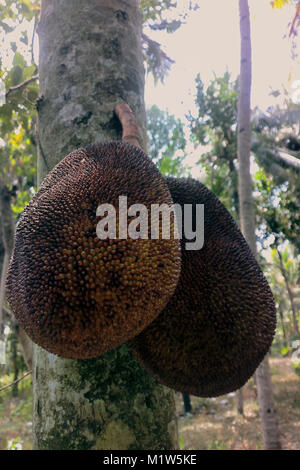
[115,103,141,149]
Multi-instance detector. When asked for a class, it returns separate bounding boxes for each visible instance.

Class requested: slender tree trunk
[236,389,244,415]
[33,0,178,450]
[0,252,9,340]
[0,184,14,340]
[12,320,33,370]
[278,304,288,346]
[182,393,192,415]
[11,329,19,397]
[238,0,281,450]
[276,247,299,336]
[0,184,33,367]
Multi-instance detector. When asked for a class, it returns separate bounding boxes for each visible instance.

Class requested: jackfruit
[129,177,276,397]
[6,142,181,359]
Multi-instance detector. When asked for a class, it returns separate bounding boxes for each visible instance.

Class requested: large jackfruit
[129,177,276,397]
[6,142,181,359]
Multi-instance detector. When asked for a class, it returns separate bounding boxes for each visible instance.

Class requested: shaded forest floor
[0,357,299,450]
[175,357,300,450]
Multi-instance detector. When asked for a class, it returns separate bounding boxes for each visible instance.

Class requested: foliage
[7,437,23,450]
[0,0,39,27]
[264,245,300,344]
[187,71,300,251]
[188,72,239,218]
[141,0,200,30]
[141,1,200,82]
[0,1,38,216]
[142,33,174,83]
[187,71,300,347]
[140,0,178,27]
[189,72,239,149]
[0,373,33,450]
[270,0,300,40]
[252,105,300,250]
[270,0,291,8]
[147,104,186,176]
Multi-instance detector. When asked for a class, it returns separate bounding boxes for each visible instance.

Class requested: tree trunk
[255,356,281,450]
[278,304,288,346]
[0,184,33,368]
[33,0,178,450]
[182,393,192,415]
[0,252,9,340]
[238,0,281,450]
[11,329,19,397]
[276,246,299,336]
[236,388,244,415]
[0,184,14,340]
[13,321,33,370]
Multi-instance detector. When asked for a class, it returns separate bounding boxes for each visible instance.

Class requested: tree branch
[0,370,32,393]
[273,149,300,171]
[5,74,39,100]
[252,139,300,172]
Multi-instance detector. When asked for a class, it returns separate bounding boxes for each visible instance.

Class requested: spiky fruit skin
[129,177,276,397]
[6,142,181,359]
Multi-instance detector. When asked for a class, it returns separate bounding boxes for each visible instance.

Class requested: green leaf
[281,346,290,356]
[12,51,26,68]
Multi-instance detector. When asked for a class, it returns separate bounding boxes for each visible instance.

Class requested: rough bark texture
[238,0,281,450]
[37,0,147,183]
[255,356,281,450]
[33,0,178,450]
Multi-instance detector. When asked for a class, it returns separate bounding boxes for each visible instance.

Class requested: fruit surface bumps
[129,177,276,397]
[6,142,181,359]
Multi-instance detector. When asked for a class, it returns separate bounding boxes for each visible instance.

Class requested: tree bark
[255,356,281,450]
[238,0,281,450]
[33,0,178,450]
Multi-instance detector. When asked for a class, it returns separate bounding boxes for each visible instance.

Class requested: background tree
[147,104,186,176]
[264,246,300,342]
[0,0,38,368]
[188,73,239,219]
[238,0,281,450]
[187,70,300,349]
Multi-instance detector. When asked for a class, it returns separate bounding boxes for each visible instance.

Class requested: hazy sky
[1,1,299,121]
[145,0,299,119]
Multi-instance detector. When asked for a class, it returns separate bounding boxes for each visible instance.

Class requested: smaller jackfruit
[6,142,181,359]
[129,177,276,397]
